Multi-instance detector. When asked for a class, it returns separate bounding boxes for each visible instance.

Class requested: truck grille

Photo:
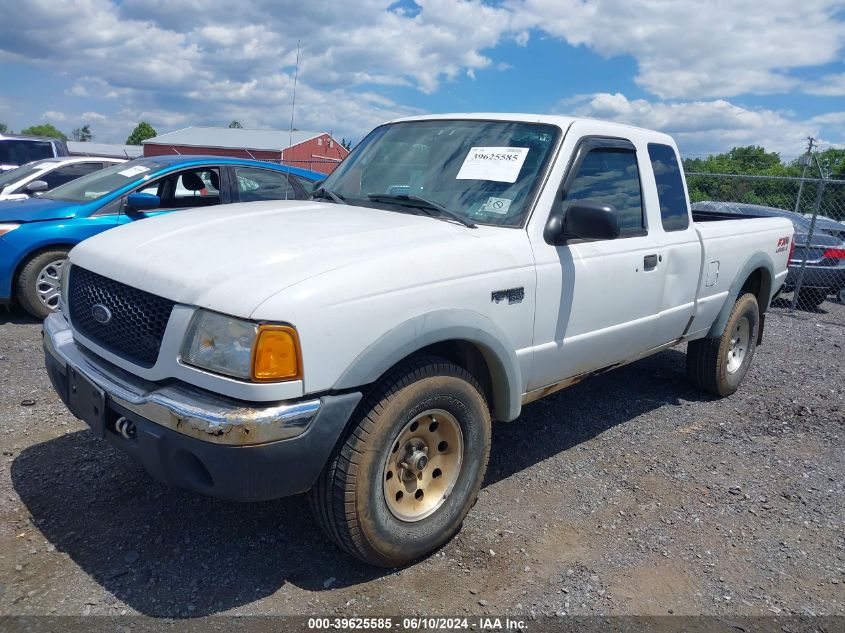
[68,266,175,368]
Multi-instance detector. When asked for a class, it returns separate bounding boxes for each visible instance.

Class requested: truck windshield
[42,159,164,202]
[320,119,560,227]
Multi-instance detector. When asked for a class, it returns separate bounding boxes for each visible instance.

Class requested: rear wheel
[15,248,70,319]
[687,293,759,397]
[797,288,827,309]
[309,356,491,567]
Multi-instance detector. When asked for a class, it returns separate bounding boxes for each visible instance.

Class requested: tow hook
[115,416,136,440]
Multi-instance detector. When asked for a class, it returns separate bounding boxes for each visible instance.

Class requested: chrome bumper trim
[43,312,320,445]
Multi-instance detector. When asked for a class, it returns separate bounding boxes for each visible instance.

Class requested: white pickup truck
[43,114,793,566]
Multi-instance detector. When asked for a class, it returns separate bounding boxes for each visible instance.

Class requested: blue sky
[1,0,844,158]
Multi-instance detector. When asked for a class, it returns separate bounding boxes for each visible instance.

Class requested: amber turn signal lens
[251,325,302,381]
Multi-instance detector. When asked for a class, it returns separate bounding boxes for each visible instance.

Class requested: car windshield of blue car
[319,119,560,227]
[42,159,165,203]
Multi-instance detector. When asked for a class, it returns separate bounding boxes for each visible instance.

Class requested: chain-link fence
[685,168,845,311]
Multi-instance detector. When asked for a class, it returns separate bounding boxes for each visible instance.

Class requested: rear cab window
[647,143,690,232]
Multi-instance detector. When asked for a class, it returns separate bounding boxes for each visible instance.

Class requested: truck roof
[389,112,675,145]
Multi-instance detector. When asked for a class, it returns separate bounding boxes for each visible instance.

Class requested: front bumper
[43,312,361,501]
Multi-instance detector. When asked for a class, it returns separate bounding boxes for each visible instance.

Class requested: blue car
[0,156,321,317]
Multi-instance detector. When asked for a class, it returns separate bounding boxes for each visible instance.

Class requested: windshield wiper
[311,186,345,204]
[366,193,477,228]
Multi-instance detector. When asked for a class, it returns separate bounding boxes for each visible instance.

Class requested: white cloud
[0,0,843,148]
[0,0,512,139]
[66,83,89,97]
[41,110,66,121]
[805,73,845,96]
[81,111,107,121]
[559,92,836,156]
[509,0,845,99]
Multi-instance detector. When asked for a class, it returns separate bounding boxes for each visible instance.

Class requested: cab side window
[647,143,689,231]
[564,148,644,236]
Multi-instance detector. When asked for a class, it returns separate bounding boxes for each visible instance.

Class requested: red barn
[142,126,349,175]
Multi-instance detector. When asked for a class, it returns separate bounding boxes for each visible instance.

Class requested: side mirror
[26,180,48,193]
[545,201,620,244]
[126,192,161,212]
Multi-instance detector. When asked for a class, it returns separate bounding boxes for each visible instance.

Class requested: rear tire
[687,293,759,397]
[15,248,70,319]
[309,355,491,567]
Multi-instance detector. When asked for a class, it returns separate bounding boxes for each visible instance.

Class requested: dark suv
[0,134,70,172]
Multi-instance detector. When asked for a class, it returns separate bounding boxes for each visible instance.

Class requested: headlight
[0,223,20,236]
[180,309,301,382]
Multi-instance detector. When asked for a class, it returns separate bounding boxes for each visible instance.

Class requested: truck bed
[685,214,794,338]
[692,209,766,223]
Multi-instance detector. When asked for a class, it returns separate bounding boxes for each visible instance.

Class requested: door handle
[643,254,658,270]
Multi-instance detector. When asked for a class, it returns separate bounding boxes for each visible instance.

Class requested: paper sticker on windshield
[456,147,529,183]
[481,197,512,215]
[118,165,150,178]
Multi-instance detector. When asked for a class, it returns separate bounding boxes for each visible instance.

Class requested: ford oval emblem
[91,303,112,325]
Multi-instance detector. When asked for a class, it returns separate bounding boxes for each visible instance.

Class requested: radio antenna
[285,40,301,201]
[288,40,301,159]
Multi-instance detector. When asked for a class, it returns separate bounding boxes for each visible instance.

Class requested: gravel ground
[0,300,843,619]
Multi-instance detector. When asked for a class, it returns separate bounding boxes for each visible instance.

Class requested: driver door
[527,135,669,390]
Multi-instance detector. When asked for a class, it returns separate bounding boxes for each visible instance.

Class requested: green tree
[683,145,794,177]
[20,123,67,141]
[340,138,353,151]
[684,145,807,212]
[126,121,157,145]
[815,148,845,180]
[0,122,9,134]
[72,124,93,142]
[228,120,243,128]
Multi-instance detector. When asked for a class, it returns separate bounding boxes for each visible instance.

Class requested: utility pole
[793,136,816,214]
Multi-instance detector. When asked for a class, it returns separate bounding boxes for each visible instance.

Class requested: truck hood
[0,197,79,222]
[69,200,480,317]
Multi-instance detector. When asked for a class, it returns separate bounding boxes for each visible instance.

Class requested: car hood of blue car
[0,197,83,223]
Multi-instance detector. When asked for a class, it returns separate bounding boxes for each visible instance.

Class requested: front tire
[687,292,759,397]
[309,356,491,567]
[15,248,70,319]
